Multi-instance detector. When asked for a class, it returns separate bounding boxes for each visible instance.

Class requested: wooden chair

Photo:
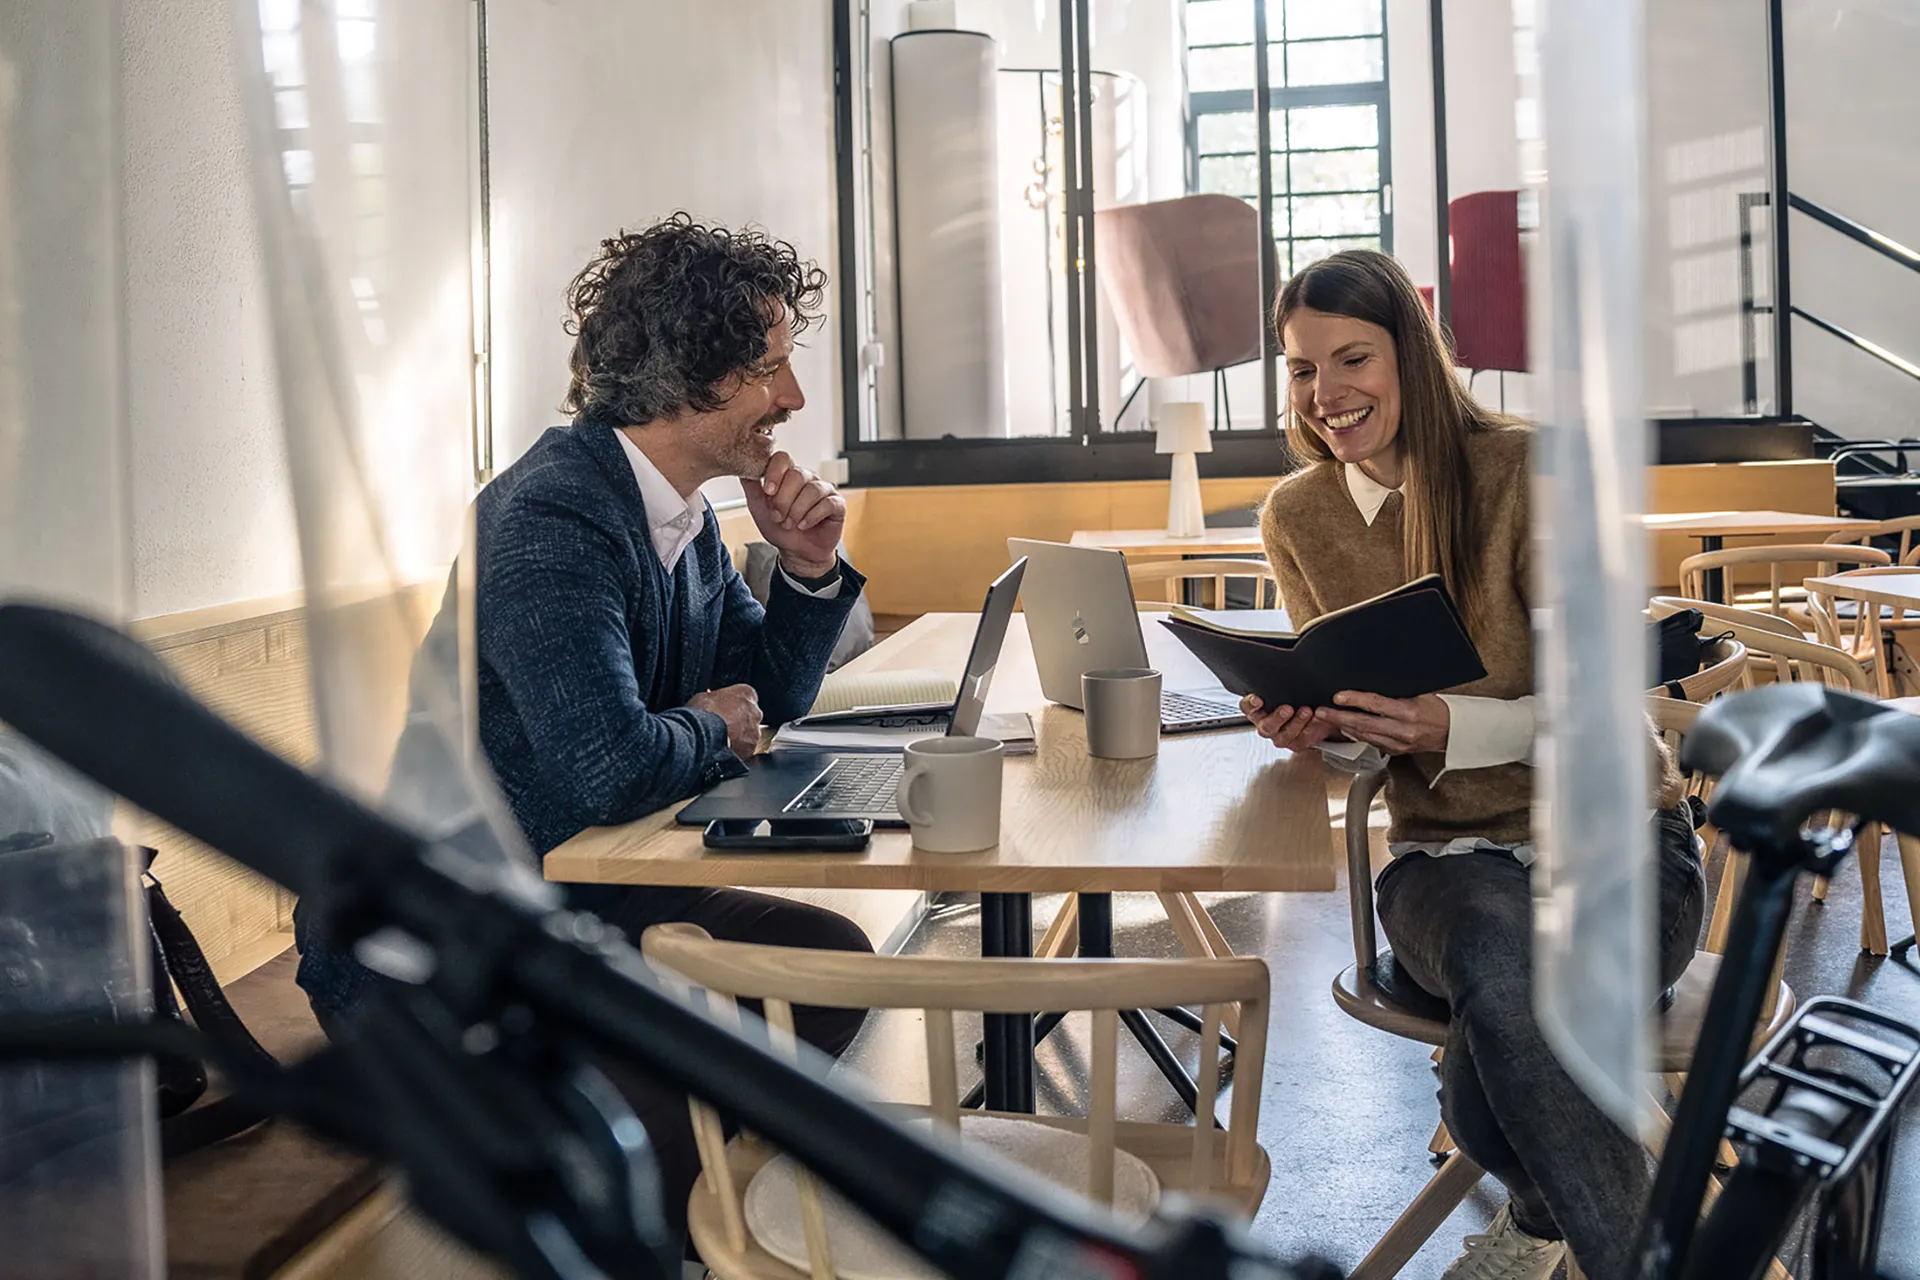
[1677,543,1889,619]
[1823,513,1920,565]
[1649,595,1804,646]
[1804,566,1920,698]
[1651,635,1748,703]
[1125,557,1279,609]
[640,923,1272,1280]
[1649,598,1907,953]
[1329,764,1795,1280]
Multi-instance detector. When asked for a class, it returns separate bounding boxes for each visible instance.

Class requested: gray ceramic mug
[1082,668,1161,759]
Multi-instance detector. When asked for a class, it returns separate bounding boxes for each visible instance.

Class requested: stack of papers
[771,711,1036,755]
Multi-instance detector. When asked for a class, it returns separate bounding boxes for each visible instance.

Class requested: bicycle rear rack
[1727,996,1920,1183]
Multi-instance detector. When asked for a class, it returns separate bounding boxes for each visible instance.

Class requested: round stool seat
[1332,949,1449,1047]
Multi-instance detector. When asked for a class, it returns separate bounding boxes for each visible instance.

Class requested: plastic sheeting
[229,0,527,875]
[1525,0,1655,1132]
[0,2,163,1272]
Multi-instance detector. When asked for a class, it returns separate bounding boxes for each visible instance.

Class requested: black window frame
[1186,3,1394,279]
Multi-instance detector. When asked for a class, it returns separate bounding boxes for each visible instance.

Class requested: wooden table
[547,614,1332,896]
[1641,510,1878,540]
[1803,571,1920,698]
[546,612,1334,1110]
[1643,510,1880,601]
[1070,527,1266,557]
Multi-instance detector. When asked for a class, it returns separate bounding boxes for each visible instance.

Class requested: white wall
[121,0,480,620]
[1633,0,1920,435]
[1784,0,1920,443]
[487,0,844,502]
[122,0,302,619]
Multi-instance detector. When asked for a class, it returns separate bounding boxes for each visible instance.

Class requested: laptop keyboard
[1161,691,1243,731]
[783,756,904,814]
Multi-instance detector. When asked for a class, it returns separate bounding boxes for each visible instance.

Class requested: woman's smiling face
[1281,307,1403,482]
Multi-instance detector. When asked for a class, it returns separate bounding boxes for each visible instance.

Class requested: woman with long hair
[1250,250,1702,1280]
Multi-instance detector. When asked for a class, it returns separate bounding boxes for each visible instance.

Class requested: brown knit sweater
[1261,426,1535,844]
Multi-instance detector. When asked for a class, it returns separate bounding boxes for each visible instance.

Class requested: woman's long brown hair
[1273,249,1514,621]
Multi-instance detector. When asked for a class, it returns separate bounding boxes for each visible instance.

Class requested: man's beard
[729,409,791,478]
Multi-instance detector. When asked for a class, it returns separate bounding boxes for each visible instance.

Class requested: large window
[831,0,1318,486]
[1187,0,1391,279]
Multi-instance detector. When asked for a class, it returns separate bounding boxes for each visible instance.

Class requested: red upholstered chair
[1447,190,1527,375]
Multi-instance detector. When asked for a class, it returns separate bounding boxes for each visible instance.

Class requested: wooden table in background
[1641,509,1877,542]
[1069,527,1267,557]
[1643,510,1880,602]
[546,612,1334,1110]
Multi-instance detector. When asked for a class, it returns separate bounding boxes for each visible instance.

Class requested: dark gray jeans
[1374,807,1706,1280]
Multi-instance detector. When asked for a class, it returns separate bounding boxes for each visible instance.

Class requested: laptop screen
[949,557,1026,736]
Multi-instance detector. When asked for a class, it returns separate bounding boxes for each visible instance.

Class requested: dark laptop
[676,558,1027,828]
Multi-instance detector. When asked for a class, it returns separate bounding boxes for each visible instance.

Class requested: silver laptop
[1008,538,1244,733]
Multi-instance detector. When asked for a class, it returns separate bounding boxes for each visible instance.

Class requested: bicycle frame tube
[1635,827,1820,1280]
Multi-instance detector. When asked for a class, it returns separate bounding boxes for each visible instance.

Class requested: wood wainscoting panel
[841,477,1280,615]
[1647,459,1837,591]
[832,461,1836,614]
[129,580,444,975]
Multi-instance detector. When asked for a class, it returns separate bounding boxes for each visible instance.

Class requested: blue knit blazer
[296,419,863,1015]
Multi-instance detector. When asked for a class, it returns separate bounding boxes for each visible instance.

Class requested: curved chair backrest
[642,921,1271,1270]
[1677,544,1891,614]
[1650,595,1803,644]
[1648,595,1872,693]
[1654,636,1748,702]
[1127,557,1279,609]
[1824,514,1920,564]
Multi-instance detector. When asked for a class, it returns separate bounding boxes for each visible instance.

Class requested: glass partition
[1527,0,1656,1131]
[0,2,163,1271]
[233,0,519,866]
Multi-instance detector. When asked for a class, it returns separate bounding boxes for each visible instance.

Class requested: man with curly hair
[296,215,871,1261]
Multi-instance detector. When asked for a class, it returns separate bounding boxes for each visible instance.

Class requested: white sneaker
[1438,1204,1567,1280]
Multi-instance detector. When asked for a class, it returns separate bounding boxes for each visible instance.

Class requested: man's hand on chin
[743,451,846,579]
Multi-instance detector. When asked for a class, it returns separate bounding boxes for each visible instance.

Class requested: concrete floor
[836,800,1920,1278]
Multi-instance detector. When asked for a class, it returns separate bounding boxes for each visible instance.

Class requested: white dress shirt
[1337,462,1538,863]
[615,430,840,597]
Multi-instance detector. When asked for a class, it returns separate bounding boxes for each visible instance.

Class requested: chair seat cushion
[1371,950,1451,1023]
[743,1114,1158,1278]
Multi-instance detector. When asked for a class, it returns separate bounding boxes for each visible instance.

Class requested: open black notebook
[1159,574,1486,710]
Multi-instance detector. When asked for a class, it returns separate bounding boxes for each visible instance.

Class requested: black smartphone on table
[701,818,874,851]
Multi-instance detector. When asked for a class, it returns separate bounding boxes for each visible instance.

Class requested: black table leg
[1152,1004,1238,1054]
[1077,893,1220,1118]
[979,892,1035,1113]
[1700,534,1727,603]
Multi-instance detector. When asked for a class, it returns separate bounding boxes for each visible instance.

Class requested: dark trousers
[1374,809,1705,1280]
[571,885,873,1258]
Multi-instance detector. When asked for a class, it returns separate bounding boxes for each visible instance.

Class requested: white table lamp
[1155,402,1213,538]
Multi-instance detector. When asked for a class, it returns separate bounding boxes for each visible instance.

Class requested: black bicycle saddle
[1681,683,1920,850]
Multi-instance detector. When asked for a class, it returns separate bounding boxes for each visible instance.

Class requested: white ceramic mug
[897,736,1003,852]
